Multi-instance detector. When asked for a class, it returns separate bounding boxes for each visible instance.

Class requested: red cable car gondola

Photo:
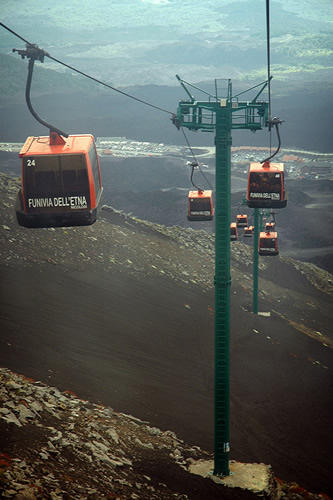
[187,190,213,221]
[236,214,248,227]
[247,161,287,209]
[265,221,275,232]
[259,231,279,256]
[15,132,103,228]
[244,225,254,237]
[11,44,103,228]
[230,222,238,240]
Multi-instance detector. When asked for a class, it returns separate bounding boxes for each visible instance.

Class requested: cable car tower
[173,76,269,477]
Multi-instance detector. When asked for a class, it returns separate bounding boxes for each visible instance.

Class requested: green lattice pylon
[175,77,269,476]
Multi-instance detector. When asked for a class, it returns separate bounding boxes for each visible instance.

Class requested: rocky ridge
[0,367,214,500]
[0,368,330,500]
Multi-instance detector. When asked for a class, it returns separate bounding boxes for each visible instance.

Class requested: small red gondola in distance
[247,161,287,209]
[259,231,279,256]
[236,214,248,227]
[244,225,254,237]
[230,222,238,240]
[15,132,103,228]
[187,189,213,221]
[265,221,275,232]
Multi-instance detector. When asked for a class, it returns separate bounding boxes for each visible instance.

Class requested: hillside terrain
[95,154,333,272]
[1,149,332,272]
[1,0,333,153]
[1,2,332,497]
[0,172,332,497]
[0,367,330,500]
[0,68,332,154]
[1,0,332,87]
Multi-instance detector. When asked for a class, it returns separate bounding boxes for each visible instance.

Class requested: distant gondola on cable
[236,214,248,227]
[265,221,276,232]
[244,225,254,237]
[247,161,287,209]
[187,190,213,221]
[12,42,103,228]
[186,159,213,221]
[230,222,238,240]
[259,231,279,256]
[16,132,103,228]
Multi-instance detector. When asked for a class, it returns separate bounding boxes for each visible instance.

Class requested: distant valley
[1,0,332,152]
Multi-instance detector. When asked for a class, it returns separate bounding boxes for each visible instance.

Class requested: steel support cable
[3,21,214,188]
[1,22,213,191]
[0,22,174,116]
[45,53,174,116]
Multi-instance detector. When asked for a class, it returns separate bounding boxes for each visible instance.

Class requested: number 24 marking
[27,159,36,167]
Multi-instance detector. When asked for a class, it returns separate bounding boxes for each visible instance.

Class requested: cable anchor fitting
[171,113,180,130]
[268,116,284,131]
[12,43,49,63]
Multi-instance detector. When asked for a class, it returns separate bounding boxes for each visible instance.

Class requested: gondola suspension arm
[13,44,68,140]
[261,0,284,164]
[261,116,284,163]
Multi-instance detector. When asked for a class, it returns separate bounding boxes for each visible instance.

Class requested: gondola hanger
[265,210,276,231]
[184,133,214,222]
[13,44,69,141]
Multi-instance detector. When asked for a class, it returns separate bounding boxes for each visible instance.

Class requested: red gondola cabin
[247,161,287,209]
[244,225,254,237]
[15,133,103,228]
[265,221,276,232]
[230,222,238,240]
[236,214,248,227]
[259,231,279,256]
[187,190,213,221]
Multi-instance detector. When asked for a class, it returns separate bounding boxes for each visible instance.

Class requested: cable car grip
[13,43,49,63]
[171,113,180,130]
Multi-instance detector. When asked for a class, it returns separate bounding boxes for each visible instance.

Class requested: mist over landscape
[0,0,332,151]
[0,1,333,498]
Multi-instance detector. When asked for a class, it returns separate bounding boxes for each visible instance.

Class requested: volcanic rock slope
[0,173,332,498]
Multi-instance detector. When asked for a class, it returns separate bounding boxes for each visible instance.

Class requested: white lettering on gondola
[250,192,280,199]
[28,198,53,208]
[191,211,211,215]
[28,196,88,210]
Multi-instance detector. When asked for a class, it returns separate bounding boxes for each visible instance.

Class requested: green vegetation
[242,64,333,83]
